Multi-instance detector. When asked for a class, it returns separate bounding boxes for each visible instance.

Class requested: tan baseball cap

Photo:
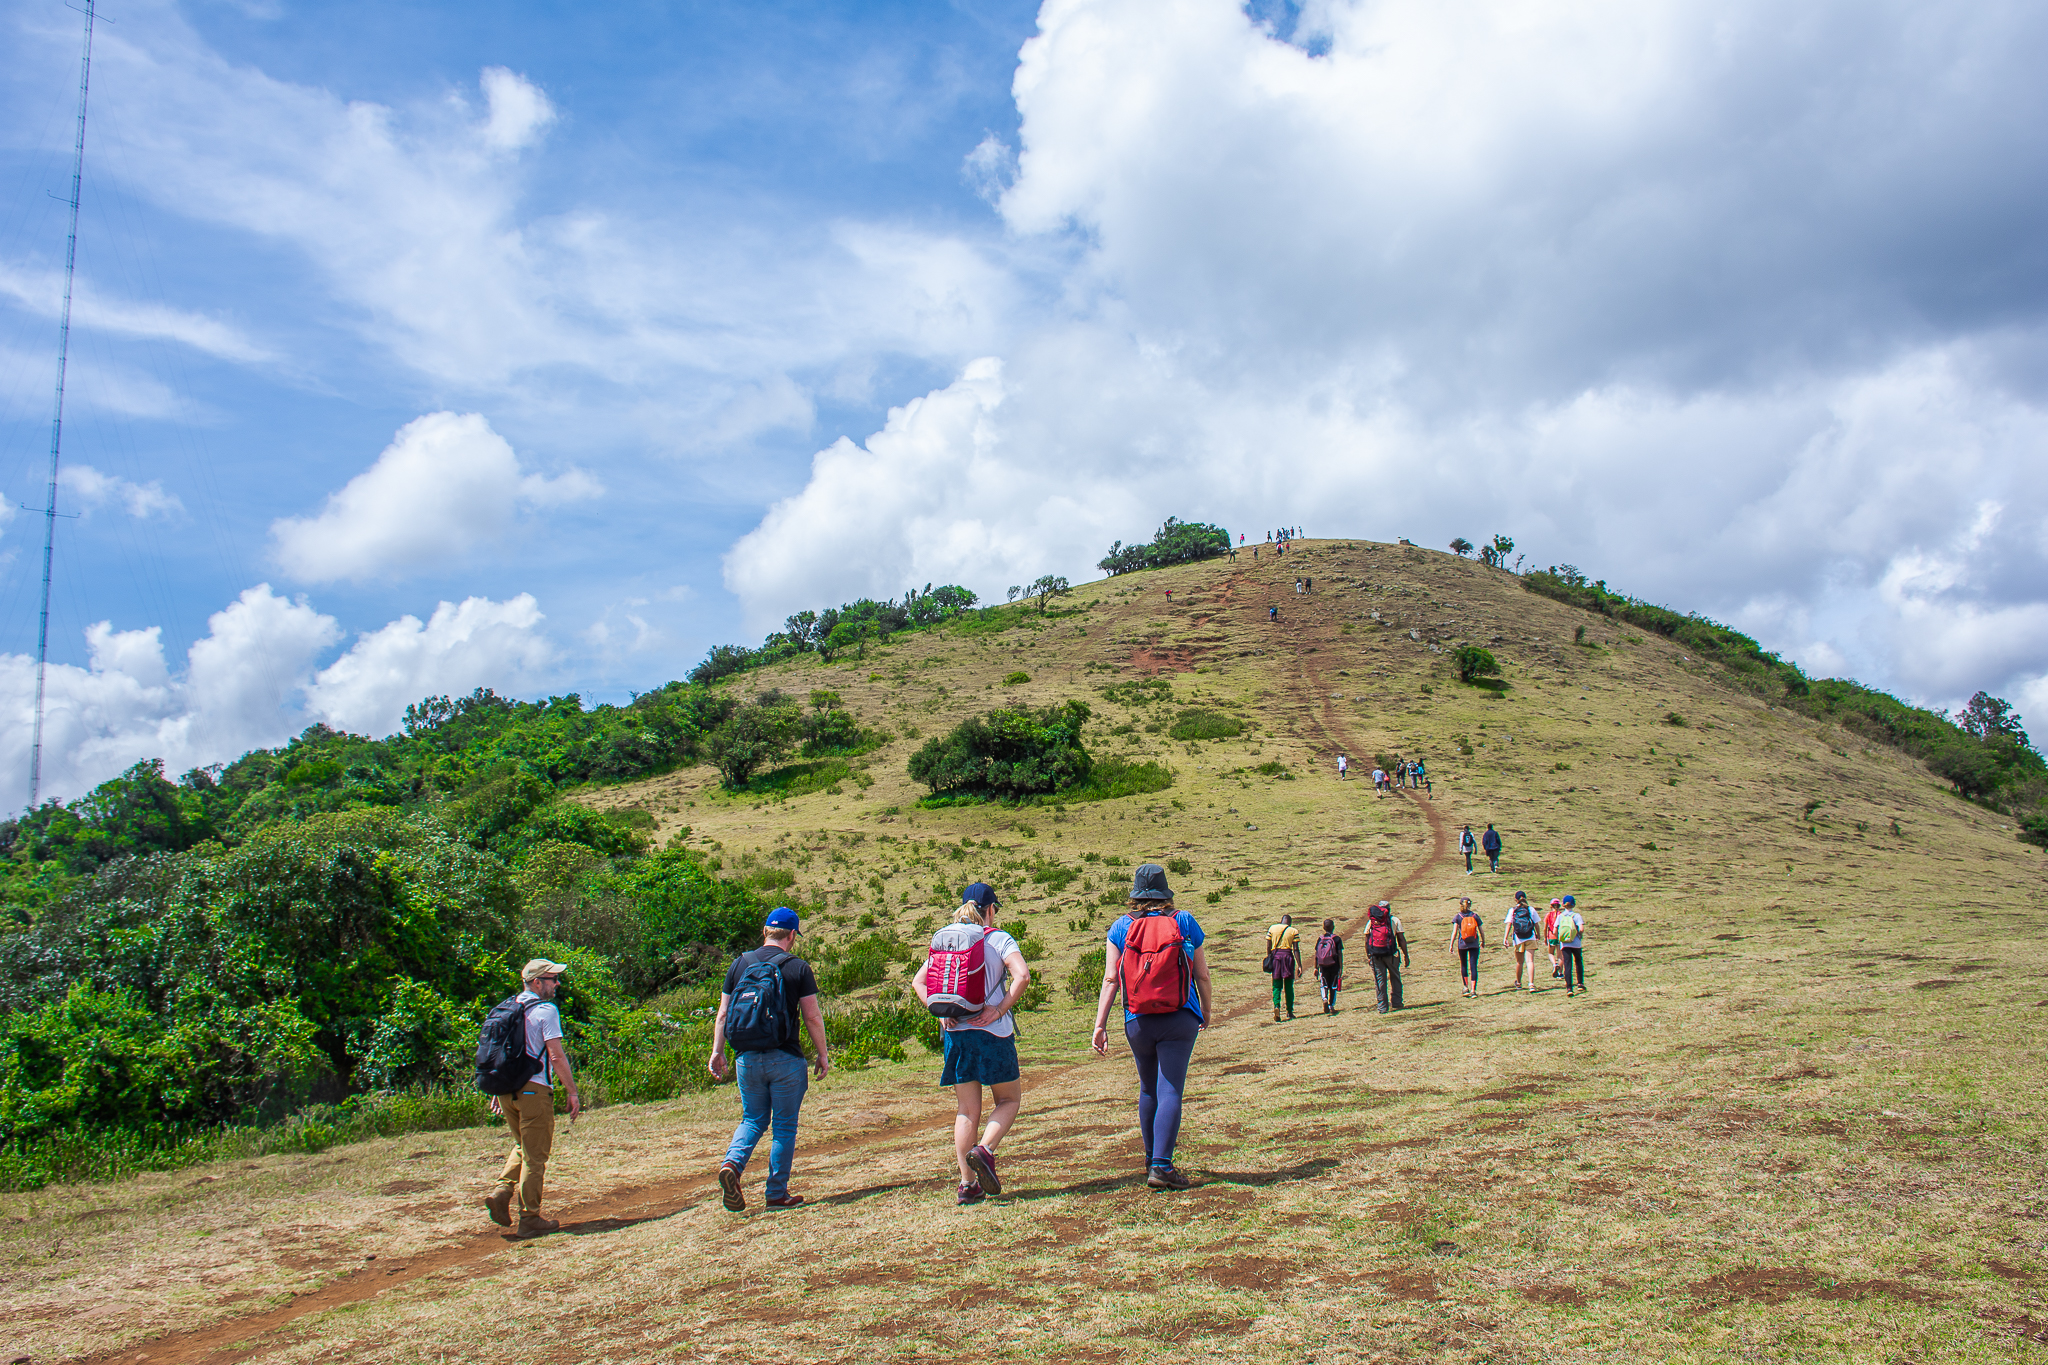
[521,958,569,983]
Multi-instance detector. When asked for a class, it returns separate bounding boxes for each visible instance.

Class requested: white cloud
[478,67,556,152]
[0,262,273,364]
[270,411,600,583]
[65,464,184,519]
[0,585,559,809]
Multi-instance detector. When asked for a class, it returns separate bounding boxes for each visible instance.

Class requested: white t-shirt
[517,990,565,1086]
[1503,906,1540,944]
[944,928,1022,1039]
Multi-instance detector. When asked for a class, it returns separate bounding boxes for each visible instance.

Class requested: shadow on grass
[815,1179,928,1206]
[1002,1156,1339,1203]
[1460,678,1511,694]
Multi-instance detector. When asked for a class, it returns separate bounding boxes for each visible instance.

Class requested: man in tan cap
[481,959,580,1237]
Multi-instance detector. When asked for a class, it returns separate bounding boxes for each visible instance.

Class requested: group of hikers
[1459,822,1504,872]
[1332,753,1431,796]
[473,867,1584,1225]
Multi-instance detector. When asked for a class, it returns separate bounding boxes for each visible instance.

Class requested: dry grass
[9,540,2047,1364]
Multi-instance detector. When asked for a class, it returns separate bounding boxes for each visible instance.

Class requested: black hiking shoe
[1146,1165,1192,1191]
[967,1144,1002,1196]
[957,1181,985,1206]
[718,1162,744,1212]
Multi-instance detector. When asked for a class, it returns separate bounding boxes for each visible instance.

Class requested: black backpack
[474,995,541,1096]
[727,950,795,1052]
[1512,905,1537,939]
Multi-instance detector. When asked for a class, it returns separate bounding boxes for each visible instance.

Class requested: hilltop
[6,538,2048,1365]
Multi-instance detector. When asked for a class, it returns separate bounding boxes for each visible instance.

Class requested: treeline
[687,584,979,684]
[1097,517,1230,575]
[1522,567,2047,839]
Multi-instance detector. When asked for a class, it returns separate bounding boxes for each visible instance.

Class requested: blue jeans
[1125,1009,1201,1168]
[725,1050,809,1198]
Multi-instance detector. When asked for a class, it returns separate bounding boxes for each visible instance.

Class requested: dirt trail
[91,545,1448,1365]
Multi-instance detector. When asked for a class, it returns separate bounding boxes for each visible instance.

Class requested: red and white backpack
[923,922,990,1018]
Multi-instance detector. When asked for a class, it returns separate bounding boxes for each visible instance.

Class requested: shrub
[1166,857,1192,875]
[1067,947,1107,1003]
[1060,759,1174,802]
[1002,671,1031,685]
[1665,712,1688,726]
[1167,708,1243,740]
[1453,646,1501,684]
[907,701,1093,800]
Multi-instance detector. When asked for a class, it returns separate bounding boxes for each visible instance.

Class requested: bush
[1058,758,1174,803]
[1067,947,1107,1003]
[1002,671,1031,685]
[1098,517,1231,576]
[1166,857,1192,875]
[812,933,911,994]
[706,698,802,788]
[907,701,1094,800]
[1453,646,1501,684]
[1168,708,1243,740]
[1665,712,1688,726]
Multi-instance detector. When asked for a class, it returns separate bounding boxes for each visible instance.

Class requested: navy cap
[764,907,800,932]
[963,882,1001,909]
[1129,864,1173,901]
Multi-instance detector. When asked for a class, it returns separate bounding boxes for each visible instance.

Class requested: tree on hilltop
[1449,537,1473,557]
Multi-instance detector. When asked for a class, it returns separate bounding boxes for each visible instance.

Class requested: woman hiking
[1451,897,1483,996]
[913,883,1031,1205]
[1091,864,1213,1191]
[1313,918,1344,1014]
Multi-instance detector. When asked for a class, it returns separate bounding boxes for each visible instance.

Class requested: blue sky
[2,0,2046,805]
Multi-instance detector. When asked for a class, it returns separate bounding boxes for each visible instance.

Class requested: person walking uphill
[1482,823,1503,873]
[711,908,831,1211]
[1557,896,1586,997]
[1314,919,1344,1014]
[1364,902,1410,1014]
[478,959,581,1238]
[1266,914,1301,1020]
[1092,864,1213,1191]
[1503,891,1542,993]
[1451,897,1484,996]
[914,882,1031,1206]
[1460,825,1477,874]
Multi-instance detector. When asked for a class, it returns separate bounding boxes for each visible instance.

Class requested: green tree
[1028,574,1072,612]
[1449,537,1473,557]
[705,698,801,788]
[907,701,1094,799]
[1453,646,1502,684]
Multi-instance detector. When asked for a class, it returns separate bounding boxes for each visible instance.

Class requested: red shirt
[1544,909,1561,938]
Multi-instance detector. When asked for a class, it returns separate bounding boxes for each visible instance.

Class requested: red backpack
[1120,911,1189,1014]
[1365,906,1396,952]
[923,922,990,1018]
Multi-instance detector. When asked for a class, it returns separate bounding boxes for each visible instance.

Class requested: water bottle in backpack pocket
[923,923,990,1018]
[727,950,795,1050]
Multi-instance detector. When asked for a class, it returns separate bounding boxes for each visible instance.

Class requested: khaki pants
[495,1084,556,1215]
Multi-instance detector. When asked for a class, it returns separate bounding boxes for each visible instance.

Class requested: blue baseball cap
[1561,895,1576,907]
[764,907,800,932]
[963,882,1001,909]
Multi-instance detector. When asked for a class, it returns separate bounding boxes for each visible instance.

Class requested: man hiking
[1503,891,1542,993]
[1267,914,1301,1021]
[1363,901,1409,1014]
[711,907,831,1212]
[1481,823,1503,873]
[1313,918,1344,1014]
[1451,898,1484,996]
[913,883,1031,1205]
[1558,896,1586,997]
[480,958,580,1238]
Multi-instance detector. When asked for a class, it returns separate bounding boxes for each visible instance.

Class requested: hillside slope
[11,540,2047,1365]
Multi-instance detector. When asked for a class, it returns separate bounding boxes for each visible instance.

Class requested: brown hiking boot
[513,1214,559,1239]
[481,1187,513,1228]
[719,1162,744,1212]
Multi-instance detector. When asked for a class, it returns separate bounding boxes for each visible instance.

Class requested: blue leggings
[1125,1009,1201,1168]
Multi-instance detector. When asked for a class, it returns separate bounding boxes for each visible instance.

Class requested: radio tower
[29,0,99,809]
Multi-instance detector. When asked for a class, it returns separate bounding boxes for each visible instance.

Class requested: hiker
[1269,605,1278,621]
[1372,766,1386,795]
[1313,918,1344,1013]
[479,958,581,1238]
[711,907,831,1212]
[1294,578,1302,594]
[1336,753,1349,780]
[1460,825,1477,874]
[1266,914,1301,1020]
[1305,577,1312,592]
[1165,589,1172,603]
[913,883,1031,1206]
[1451,898,1484,996]
[1503,891,1542,993]
[1557,896,1586,996]
[1482,823,1503,872]
[1090,864,1213,1191]
[1363,901,1409,1014]
[1545,898,1565,979]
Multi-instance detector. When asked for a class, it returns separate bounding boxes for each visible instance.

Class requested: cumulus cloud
[0,585,559,809]
[65,464,184,519]
[478,67,556,152]
[728,0,2048,718]
[270,412,600,583]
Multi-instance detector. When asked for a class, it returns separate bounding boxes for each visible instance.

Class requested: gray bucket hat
[1130,863,1173,901]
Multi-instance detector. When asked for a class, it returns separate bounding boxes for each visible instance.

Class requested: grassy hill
[8,539,2048,1364]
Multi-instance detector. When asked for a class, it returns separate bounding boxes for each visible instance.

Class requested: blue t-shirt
[1107,910,1206,1022]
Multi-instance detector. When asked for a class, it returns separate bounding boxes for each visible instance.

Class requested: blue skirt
[940,1028,1021,1086]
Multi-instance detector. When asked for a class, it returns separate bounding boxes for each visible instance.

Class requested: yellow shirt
[1267,923,1300,953]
